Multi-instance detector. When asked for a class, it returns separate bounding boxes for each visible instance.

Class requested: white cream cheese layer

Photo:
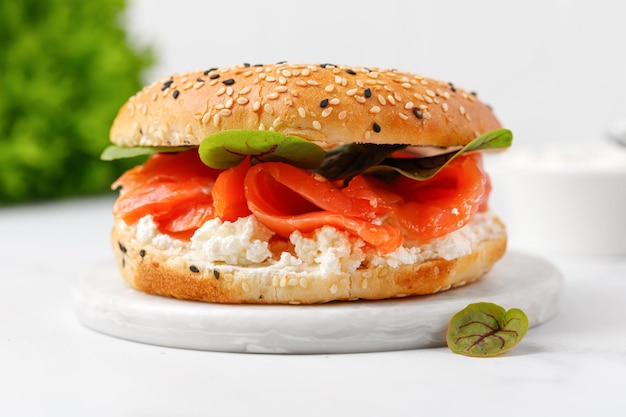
[127,211,504,276]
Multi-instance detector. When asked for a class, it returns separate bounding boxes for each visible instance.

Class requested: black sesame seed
[470,91,478,96]
[118,241,127,253]
[276,60,287,64]
[204,67,218,75]
[172,89,180,99]
[189,265,200,273]
[413,108,423,119]
[161,79,173,91]
[346,69,356,75]
[196,77,204,82]
[213,269,220,279]
[364,88,372,98]
[320,63,335,68]
[448,82,457,93]
[209,73,220,80]
[319,98,329,108]
[139,249,146,258]
[222,78,235,85]
[373,122,381,133]
[243,62,251,67]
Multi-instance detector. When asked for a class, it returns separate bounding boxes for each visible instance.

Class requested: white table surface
[1,195,625,416]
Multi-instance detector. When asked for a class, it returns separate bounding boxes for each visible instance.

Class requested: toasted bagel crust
[110,63,501,148]
[111,217,507,305]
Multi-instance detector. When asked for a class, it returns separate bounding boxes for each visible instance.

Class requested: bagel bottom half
[111,212,507,305]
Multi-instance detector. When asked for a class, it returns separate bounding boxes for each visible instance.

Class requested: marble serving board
[72,251,563,354]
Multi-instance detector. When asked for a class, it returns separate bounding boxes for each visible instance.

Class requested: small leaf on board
[446,302,529,357]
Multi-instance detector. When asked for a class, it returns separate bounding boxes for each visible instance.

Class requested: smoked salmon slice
[112,149,490,253]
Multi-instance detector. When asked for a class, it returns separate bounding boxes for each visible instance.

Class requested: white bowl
[485,142,626,256]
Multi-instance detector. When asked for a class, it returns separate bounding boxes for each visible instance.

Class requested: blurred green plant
[0,0,153,204]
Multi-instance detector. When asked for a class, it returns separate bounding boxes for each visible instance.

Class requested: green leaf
[314,143,407,182]
[368,128,513,181]
[100,145,193,160]
[315,129,513,183]
[446,302,529,357]
[198,130,326,169]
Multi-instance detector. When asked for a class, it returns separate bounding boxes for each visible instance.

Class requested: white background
[124,0,626,148]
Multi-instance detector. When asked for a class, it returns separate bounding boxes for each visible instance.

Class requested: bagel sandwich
[102,62,512,304]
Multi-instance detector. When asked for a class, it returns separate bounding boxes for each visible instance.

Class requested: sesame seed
[387,95,396,105]
[329,98,340,105]
[398,113,409,120]
[413,108,423,119]
[239,86,251,95]
[252,101,261,111]
[312,120,322,130]
[330,284,338,294]
[459,105,466,115]
[182,81,193,90]
[295,80,307,87]
[201,112,211,124]
[267,92,279,99]
[369,105,381,113]
[355,95,366,103]
[404,102,414,109]
[298,107,306,118]
[222,78,235,85]
[373,122,381,133]
[161,79,173,91]
[346,69,356,75]
[172,90,180,99]
[307,79,319,86]
[264,104,274,114]
[276,86,288,93]
[299,278,308,288]
[401,82,412,89]
[426,89,436,98]
[216,87,226,96]
[209,73,220,80]
[193,81,205,89]
[321,107,333,117]
[319,98,329,108]
[242,282,250,292]
[220,109,232,116]
[364,88,372,98]
[377,94,386,105]
[204,68,218,75]
[448,82,456,92]
[189,265,199,273]
[139,249,146,258]
[442,103,449,112]
[346,88,358,96]
[223,273,234,282]
[236,97,249,105]
[338,110,347,120]
[325,84,335,92]
[213,114,221,126]
[225,98,234,108]
[288,278,298,287]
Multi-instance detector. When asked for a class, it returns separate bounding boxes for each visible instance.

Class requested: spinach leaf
[198,130,326,169]
[100,145,193,160]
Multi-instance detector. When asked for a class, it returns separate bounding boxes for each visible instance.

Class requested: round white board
[72,251,562,354]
